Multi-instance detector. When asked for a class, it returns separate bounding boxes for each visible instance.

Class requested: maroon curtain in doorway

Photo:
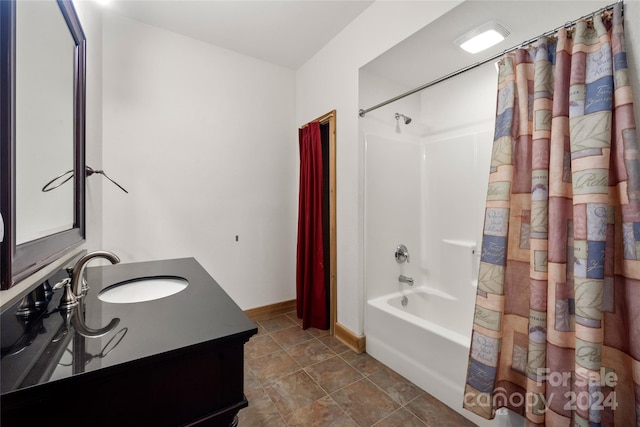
[296,121,327,330]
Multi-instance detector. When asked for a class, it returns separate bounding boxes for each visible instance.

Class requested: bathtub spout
[399,275,414,286]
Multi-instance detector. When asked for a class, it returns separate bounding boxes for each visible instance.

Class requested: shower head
[395,112,412,125]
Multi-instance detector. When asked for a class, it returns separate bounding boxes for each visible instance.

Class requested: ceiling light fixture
[455,22,509,54]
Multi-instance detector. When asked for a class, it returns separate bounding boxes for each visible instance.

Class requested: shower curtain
[296,121,327,330]
[464,4,639,426]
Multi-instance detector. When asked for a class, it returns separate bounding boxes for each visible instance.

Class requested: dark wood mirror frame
[1,0,86,290]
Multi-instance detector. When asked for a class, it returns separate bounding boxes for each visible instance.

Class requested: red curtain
[296,122,327,330]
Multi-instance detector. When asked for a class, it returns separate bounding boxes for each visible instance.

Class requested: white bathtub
[384,287,470,344]
[366,286,516,427]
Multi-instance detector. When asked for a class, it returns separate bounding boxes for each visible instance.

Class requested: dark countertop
[1,257,258,395]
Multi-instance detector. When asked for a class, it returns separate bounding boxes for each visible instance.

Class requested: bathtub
[366,286,516,427]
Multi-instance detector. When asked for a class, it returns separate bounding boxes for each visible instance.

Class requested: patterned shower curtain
[464,4,639,426]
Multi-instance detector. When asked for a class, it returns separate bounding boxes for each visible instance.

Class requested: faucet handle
[58,279,78,310]
[395,244,410,263]
[52,277,71,291]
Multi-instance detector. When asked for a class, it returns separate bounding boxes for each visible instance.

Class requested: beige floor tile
[271,325,314,349]
[304,356,363,393]
[286,396,358,427]
[307,327,331,338]
[367,366,424,405]
[405,393,477,426]
[373,408,428,427]
[245,334,282,360]
[244,368,265,402]
[254,323,268,336]
[285,311,303,327]
[259,314,297,332]
[331,379,400,426]
[237,393,287,427]
[317,335,350,354]
[243,312,478,427]
[286,339,335,367]
[247,349,301,383]
[264,370,327,416]
[340,351,386,376]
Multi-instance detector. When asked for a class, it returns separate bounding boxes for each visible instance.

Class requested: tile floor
[239,311,476,426]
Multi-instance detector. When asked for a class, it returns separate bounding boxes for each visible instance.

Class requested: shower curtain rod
[358,0,621,118]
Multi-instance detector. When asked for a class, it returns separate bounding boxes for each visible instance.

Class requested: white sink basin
[98,276,188,304]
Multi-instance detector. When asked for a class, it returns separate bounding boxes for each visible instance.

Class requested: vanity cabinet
[1,258,257,426]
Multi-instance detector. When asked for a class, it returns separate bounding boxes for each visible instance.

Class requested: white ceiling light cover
[455,22,510,54]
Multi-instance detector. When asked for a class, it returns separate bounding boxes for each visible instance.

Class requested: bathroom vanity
[1,257,258,426]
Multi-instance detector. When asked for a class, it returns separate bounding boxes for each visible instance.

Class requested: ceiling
[105,0,374,69]
[104,1,617,89]
[362,0,615,91]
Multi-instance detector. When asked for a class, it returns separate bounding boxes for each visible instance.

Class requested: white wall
[358,69,423,139]
[101,12,297,310]
[297,0,463,335]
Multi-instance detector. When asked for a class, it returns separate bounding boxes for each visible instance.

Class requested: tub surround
[1,257,258,426]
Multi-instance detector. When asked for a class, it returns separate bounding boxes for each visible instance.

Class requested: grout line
[370,407,399,427]
[261,367,324,425]
[322,394,361,427]
[362,370,420,412]
[336,351,382,378]
[325,375,367,397]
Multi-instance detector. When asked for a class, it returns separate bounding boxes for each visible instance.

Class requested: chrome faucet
[399,274,414,286]
[395,244,410,263]
[59,251,120,309]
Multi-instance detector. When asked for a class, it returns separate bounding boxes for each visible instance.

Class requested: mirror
[1,0,86,289]
[16,0,75,244]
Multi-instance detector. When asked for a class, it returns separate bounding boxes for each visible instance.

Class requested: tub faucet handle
[395,244,410,263]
